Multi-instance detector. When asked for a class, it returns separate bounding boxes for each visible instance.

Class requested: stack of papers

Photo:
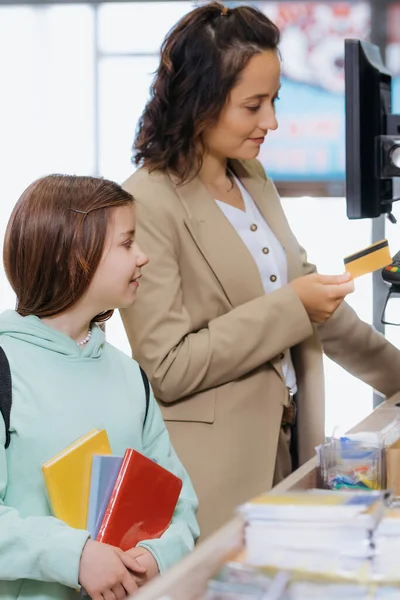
[373,507,400,582]
[204,562,288,599]
[288,582,400,599]
[239,490,387,577]
[204,562,400,599]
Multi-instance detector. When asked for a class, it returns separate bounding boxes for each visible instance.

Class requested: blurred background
[0,0,399,435]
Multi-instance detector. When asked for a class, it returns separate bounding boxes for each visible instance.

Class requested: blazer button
[270,274,277,282]
[250,223,258,232]
[262,247,269,254]
[279,352,285,360]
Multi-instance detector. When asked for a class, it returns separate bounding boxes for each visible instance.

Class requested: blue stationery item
[320,436,384,491]
[87,454,123,539]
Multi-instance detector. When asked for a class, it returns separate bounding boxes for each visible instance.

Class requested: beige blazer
[121,159,400,538]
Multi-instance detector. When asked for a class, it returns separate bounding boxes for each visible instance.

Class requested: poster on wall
[387,3,400,114]
[254,1,371,182]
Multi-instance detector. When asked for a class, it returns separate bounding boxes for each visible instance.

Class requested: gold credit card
[344,239,391,279]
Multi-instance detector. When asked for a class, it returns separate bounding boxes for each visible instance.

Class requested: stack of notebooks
[238,489,387,578]
[42,429,182,549]
[204,563,289,599]
[286,582,400,599]
[204,562,400,599]
[373,507,400,582]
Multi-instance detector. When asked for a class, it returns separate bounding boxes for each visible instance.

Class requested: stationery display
[239,489,386,577]
[204,562,400,599]
[152,403,400,600]
[317,413,400,492]
[230,488,400,595]
[373,506,400,581]
[318,435,384,491]
[203,562,286,599]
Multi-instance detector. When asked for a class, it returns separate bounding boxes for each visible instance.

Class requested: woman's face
[203,50,281,161]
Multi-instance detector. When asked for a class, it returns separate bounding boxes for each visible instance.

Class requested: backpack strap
[140,366,150,427]
[0,347,12,449]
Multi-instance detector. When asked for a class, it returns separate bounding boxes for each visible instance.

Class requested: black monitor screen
[345,39,394,219]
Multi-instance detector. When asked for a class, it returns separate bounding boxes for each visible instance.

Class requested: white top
[215,176,297,394]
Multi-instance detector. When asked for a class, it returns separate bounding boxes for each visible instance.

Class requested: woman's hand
[124,547,160,586]
[78,539,147,600]
[290,272,354,324]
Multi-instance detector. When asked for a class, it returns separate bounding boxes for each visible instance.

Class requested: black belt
[281,388,297,427]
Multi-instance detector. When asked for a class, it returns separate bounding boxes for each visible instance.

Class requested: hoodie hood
[0,310,105,359]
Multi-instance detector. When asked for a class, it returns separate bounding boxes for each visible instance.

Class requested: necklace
[77,329,92,347]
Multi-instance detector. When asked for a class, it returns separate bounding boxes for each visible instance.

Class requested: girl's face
[203,50,281,162]
[86,204,149,312]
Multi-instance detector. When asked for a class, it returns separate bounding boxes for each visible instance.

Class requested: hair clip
[69,208,88,215]
[220,6,229,16]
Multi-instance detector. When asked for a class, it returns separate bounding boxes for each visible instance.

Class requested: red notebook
[96,449,183,550]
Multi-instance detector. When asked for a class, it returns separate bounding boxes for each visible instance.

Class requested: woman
[0,175,198,600]
[121,2,400,538]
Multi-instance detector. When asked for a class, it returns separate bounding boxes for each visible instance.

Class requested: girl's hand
[124,547,159,586]
[79,539,147,600]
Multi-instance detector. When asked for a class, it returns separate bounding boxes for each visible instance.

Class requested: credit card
[344,239,391,279]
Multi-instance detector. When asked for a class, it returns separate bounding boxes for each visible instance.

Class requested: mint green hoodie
[0,310,199,600]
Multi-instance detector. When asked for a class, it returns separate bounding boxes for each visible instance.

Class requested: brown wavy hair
[134,1,280,182]
[4,174,133,323]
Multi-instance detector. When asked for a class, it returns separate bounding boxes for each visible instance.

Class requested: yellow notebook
[42,429,111,530]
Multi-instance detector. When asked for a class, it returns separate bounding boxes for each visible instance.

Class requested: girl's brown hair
[3,174,133,322]
[134,1,280,182]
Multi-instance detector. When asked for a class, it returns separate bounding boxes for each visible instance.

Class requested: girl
[0,174,199,600]
[121,1,400,538]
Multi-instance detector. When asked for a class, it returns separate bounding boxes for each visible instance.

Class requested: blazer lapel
[175,175,266,309]
[174,163,297,385]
